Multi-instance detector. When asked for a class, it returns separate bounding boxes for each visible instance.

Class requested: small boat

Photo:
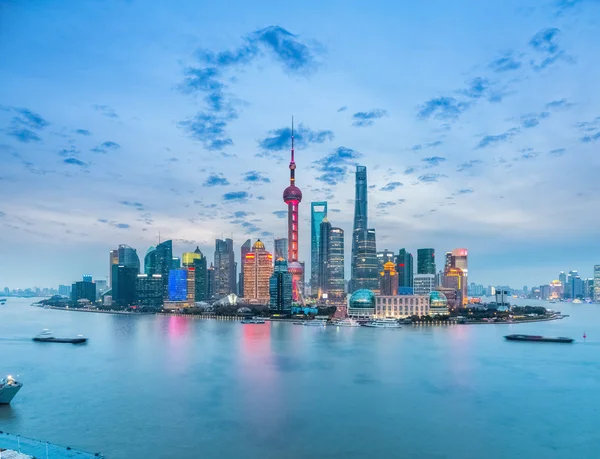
[241,319,266,324]
[33,329,87,344]
[504,334,573,343]
[303,319,327,327]
[292,321,305,325]
[362,318,401,329]
[332,318,361,327]
[0,375,23,404]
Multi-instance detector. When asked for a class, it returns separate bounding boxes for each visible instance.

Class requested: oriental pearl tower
[283,118,304,302]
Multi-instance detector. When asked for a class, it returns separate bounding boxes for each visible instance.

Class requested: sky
[1,0,600,289]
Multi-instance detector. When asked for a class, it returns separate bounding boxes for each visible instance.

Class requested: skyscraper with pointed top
[282,118,304,302]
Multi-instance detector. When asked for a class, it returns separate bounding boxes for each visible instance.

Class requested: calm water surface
[1,298,599,458]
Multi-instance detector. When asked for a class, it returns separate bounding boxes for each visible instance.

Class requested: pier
[0,432,103,458]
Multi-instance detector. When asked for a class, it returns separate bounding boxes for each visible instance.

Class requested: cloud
[404,167,417,174]
[258,124,334,151]
[223,191,250,201]
[272,210,287,218]
[11,108,49,130]
[380,181,403,191]
[455,188,474,195]
[3,106,49,143]
[337,106,347,112]
[178,111,236,150]
[549,148,566,156]
[411,140,443,151]
[0,211,5,217]
[119,201,144,209]
[457,159,483,172]
[233,211,253,218]
[545,99,575,110]
[476,127,520,149]
[418,173,447,183]
[489,52,523,72]
[581,132,600,143]
[8,128,41,143]
[243,171,270,183]
[63,157,87,167]
[520,111,550,128]
[75,129,92,136]
[352,109,387,127]
[460,77,491,99]
[251,26,322,72]
[312,146,362,185]
[421,156,446,167]
[92,105,118,118]
[91,141,121,153]
[417,97,470,120]
[203,174,230,187]
[377,201,397,209]
[529,28,574,70]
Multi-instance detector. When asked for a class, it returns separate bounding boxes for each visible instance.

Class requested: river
[1,297,598,458]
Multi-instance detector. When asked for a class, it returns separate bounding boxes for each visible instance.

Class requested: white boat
[303,319,327,327]
[362,318,401,329]
[332,318,361,327]
[0,375,23,404]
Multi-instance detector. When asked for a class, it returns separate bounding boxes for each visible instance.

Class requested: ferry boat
[0,375,22,404]
[332,318,361,327]
[362,318,401,329]
[303,319,327,327]
[240,319,266,324]
[504,334,573,343]
[33,329,87,344]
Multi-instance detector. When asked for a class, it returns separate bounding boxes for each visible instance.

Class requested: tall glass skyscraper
[118,244,140,273]
[310,201,327,292]
[417,248,436,275]
[193,250,207,302]
[274,238,288,260]
[327,227,345,302]
[144,246,157,275]
[396,248,414,289]
[155,240,172,299]
[350,166,377,292]
[239,239,251,296]
[269,258,292,311]
[111,264,138,307]
[317,218,331,296]
[214,238,236,297]
[109,249,119,288]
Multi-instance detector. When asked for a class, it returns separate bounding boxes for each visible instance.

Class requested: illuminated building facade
[414,274,436,295]
[155,240,173,299]
[282,120,304,301]
[168,269,187,301]
[379,261,398,296]
[327,227,345,303]
[135,274,163,309]
[318,218,331,296]
[396,248,413,289]
[549,280,563,300]
[243,240,273,302]
[417,248,436,275]
[239,239,251,296]
[444,248,468,306]
[310,201,327,292]
[214,238,236,296]
[377,249,395,272]
[109,249,119,288]
[270,258,293,311]
[375,294,430,318]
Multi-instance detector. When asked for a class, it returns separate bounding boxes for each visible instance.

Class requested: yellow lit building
[379,261,398,296]
[243,240,273,303]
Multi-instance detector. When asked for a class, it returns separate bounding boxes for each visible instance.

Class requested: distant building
[243,240,273,302]
[549,280,563,300]
[118,244,140,273]
[379,262,398,296]
[168,269,187,302]
[207,263,215,299]
[71,280,96,303]
[171,257,181,270]
[58,284,71,297]
[435,287,460,309]
[396,248,413,289]
[214,238,236,296]
[95,279,108,300]
[269,258,293,311]
[376,249,395,273]
[82,274,92,283]
[413,274,436,295]
[144,246,157,275]
[192,248,208,302]
[594,265,600,301]
[375,294,430,318]
[239,239,251,296]
[317,218,331,297]
[417,248,435,275]
[310,202,328,292]
[495,289,510,306]
[327,227,345,304]
[111,265,138,307]
[136,274,163,309]
[558,271,567,294]
[154,240,173,299]
[348,289,376,319]
[274,238,288,261]
[109,249,119,288]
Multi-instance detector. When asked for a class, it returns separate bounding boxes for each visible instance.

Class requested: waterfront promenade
[0,432,102,458]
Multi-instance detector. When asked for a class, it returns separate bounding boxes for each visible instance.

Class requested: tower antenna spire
[291,115,294,162]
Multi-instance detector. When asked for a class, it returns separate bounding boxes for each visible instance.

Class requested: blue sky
[1,0,600,288]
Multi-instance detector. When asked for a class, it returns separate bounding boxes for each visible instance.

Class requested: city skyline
[2,1,600,288]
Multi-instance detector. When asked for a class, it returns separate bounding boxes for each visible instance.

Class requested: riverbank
[32,304,153,315]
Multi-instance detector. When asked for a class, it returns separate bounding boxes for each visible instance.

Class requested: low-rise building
[375,294,429,318]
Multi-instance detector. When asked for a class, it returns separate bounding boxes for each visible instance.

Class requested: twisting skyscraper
[282,119,304,302]
[350,166,378,292]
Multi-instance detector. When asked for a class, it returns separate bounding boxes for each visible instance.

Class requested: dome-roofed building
[348,289,376,318]
[243,239,273,303]
[429,290,449,315]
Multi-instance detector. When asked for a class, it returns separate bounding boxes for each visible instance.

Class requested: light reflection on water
[1,297,599,459]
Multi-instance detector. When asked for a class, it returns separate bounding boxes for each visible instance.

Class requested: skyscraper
[449,248,468,305]
[207,263,215,299]
[396,248,414,289]
[274,238,288,260]
[282,119,304,302]
[118,244,140,273]
[310,201,328,292]
[193,247,208,302]
[269,258,293,311]
[109,249,119,288]
[168,269,187,301]
[327,227,345,303]
[239,239,251,296]
[594,265,600,301]
[376,249,395,272]
[155,240,172,299]
[144,246,157,275]
[417,248,436,275]
[71,279,96,303]
[243,240,273,302]
[111,264,138,307]
[318,217,331,296]
[214,238,236,297]
[379,262,398,296]
[350,166,378,292]
[135,274,163,309]
[171,257,181,269]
